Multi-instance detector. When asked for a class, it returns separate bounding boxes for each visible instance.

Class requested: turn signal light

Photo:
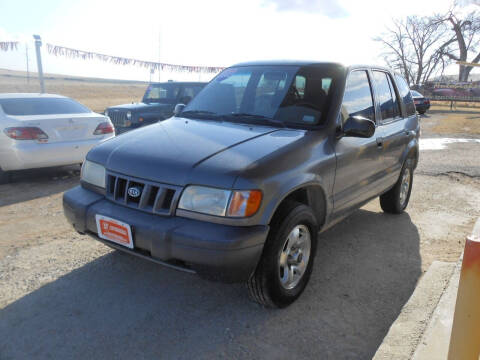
[93,122,114,135]
[227,190,263,217]
[4,127,49,141]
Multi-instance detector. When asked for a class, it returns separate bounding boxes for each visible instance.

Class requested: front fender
[261,176,331,226]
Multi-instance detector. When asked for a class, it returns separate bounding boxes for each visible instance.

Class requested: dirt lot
[0,100,479,358]
[0,69,146,112]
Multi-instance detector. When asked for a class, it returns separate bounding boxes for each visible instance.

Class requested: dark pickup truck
[105,81,206,133]
[64,61,419,308]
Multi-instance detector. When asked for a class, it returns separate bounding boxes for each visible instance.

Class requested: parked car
[64,61,419,308]
[105,82,206,134]
[0,93,114,184]
[411,90,430,115]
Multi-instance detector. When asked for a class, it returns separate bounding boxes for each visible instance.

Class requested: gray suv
[63,61,419,308]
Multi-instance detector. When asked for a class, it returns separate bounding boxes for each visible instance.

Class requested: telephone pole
[25,44,30,84]
[33,35,45,93]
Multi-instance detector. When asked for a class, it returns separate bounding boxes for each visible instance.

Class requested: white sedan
[0,93,115,184]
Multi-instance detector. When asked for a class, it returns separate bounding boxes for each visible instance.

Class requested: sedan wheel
[0,168,11,184]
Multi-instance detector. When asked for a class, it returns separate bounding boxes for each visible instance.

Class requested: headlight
[126,111,132,120]
[104,109,109,117]
[178,186,230,216]
[178,186,262,218]
[81,160,106,188]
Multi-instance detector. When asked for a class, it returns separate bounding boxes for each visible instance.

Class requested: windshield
[0,97,91,116]
[182,65,338,127]
[143,83,182,104]
[411,90,422,97]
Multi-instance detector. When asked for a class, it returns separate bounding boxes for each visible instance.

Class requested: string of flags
[0,41,19,51]
[46,43,225,74]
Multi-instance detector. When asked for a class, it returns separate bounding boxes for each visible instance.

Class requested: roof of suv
[232,60,344,67]
[230,60,394,74]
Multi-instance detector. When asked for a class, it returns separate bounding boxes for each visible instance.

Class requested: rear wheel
[0,168,11,184]
[418,110,426,115]
[247,201,318,308]
[380,158,414,214]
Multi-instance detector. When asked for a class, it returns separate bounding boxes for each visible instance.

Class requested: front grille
[106,172,181,216]
[108,110,128,127]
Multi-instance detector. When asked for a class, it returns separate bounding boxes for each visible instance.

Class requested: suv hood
[107,102,171,112]
[87,118,294,187]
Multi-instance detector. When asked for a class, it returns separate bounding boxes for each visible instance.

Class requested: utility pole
[25,44,30,84]
[33,35,45,93]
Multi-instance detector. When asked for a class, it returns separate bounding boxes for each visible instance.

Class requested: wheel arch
[266,183,328,229]
[402,138,419,169]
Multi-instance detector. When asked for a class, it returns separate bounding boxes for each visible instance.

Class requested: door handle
[376,137,383,148]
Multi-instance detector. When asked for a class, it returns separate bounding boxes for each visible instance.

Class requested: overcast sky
[0,0,478,81]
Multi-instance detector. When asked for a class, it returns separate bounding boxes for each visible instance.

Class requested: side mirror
[173,103,186,116]
[342,116,375,138]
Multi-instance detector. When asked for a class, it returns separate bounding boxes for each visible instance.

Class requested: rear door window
[0,98,91,115]
[180,85,204,104]
[341,70,375,123]
[144,84,182,103]
[182,85,204,98]
[394,75,416,116]
[372,71,400,122]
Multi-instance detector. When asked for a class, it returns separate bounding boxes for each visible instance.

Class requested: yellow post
[448,218,480,360]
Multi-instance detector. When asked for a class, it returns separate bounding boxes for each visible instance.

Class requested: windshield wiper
[222,113,285,127]
[179,110,221,119]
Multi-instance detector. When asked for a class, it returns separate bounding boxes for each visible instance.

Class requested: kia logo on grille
[128,187,141,198]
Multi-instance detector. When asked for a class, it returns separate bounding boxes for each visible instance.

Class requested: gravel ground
[0,111,479,359]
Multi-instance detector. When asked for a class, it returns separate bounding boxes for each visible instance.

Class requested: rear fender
[402,137,419,169]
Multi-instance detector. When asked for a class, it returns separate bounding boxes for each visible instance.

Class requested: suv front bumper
[63,186,268,283]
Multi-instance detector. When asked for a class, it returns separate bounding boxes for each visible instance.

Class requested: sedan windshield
[182,65,339,127]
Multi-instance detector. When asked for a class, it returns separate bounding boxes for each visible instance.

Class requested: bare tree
[435,5,480,81]
[375,19,413,84]
[375,16,451,86]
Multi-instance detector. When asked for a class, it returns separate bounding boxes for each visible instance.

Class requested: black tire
[0,168,11,185]
[418,110,426,115]
[380,158,414,214]
[247,201,318,308]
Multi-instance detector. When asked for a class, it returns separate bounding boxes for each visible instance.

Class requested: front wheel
[380,158,414,214]
[247,201,318,308]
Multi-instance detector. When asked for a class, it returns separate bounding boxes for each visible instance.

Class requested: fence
[416,82,480,102]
